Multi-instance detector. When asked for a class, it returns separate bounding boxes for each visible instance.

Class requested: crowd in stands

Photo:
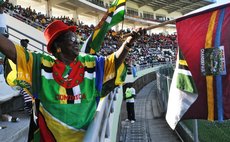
[98,29,177,66]
[4,0,78,31]
[2,0,177,67]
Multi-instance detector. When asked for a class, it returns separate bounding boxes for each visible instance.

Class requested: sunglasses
[62,31,78,43]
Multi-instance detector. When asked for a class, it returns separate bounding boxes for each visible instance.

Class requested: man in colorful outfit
[0,20,145,141]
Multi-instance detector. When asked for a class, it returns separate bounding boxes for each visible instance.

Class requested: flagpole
[193,119,199,142]
[121,19,176,38]
[145,19,176,30]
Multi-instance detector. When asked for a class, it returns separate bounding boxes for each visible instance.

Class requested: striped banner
[166,3,230,128]
[81,0,126,54]
[80,0,127,87]
[166,49,198,129]
[214,8,225,121]
[177,50,197,94]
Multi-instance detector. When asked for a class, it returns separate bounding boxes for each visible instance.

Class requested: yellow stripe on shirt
[103,53,115,83]
[15,45,33,86]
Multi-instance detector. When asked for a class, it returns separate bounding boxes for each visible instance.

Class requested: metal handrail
[83,87,118,142]
[6,25,49,55]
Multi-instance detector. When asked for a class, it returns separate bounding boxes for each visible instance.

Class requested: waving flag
[81,0,126,54]
[81,0,127,87]
[166,50,198,129]
[166,3,230,129]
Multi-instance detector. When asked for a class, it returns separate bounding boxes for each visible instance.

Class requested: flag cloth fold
[80,0,127,86]
[80,0,126,54]
[166,3,230,129]
[166,50,198,129]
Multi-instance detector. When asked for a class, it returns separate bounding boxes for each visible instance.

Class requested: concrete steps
[0,80,30,142]
[0,111,30,142]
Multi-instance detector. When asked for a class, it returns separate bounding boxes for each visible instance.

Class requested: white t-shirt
[126,87,136,103]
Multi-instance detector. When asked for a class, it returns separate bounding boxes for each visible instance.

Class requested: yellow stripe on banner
[117,0,126,5]
[84,61,95,68]
[109,6,116,13]
[59,86,67,104]
[92,29,100,40]
[39,106,85,142]
[42,59,54,68]
[89,48,96,54]
[205,10,218,121]
[109,0,125,13]
[179,60,188,66]
[115,63,125,85]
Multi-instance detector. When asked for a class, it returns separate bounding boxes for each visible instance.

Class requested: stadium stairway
[119,81,181,142]
[0,74,30,142]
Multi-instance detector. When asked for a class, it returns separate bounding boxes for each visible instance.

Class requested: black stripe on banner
[41,64,53,73]
[107,2,126,22]
[116,2,126,10]
[178,64,189,71]
[108,11,114,17]
[66,88,74,104]
[84,66,95,73]
[85,34,93,53]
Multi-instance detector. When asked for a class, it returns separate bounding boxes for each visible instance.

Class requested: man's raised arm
[0,34,17,63]
[115,28,146,69]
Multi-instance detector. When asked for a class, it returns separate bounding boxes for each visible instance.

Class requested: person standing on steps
[125,84,136,123]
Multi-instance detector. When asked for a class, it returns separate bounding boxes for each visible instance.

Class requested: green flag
[81,0,126,54]
[166,49,198,129]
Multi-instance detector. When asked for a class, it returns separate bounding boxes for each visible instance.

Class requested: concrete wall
[124,71,156,94]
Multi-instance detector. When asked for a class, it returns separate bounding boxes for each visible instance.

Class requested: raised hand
[126,28,146,47]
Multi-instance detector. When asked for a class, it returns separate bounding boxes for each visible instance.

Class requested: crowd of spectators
[4,0,79,31]
[2,0,178,67]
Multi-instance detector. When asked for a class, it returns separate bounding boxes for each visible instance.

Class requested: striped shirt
[19,88,32,115]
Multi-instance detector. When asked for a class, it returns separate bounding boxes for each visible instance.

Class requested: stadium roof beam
[163,1,195,13]
[56,2,76,11]
[51,0,69,5]
[129,0,214,14]
[136,0,153,8]
[176,0,212,14]
[150,0,168,9]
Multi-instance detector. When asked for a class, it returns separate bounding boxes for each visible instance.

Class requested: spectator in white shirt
[124,84,136,123]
